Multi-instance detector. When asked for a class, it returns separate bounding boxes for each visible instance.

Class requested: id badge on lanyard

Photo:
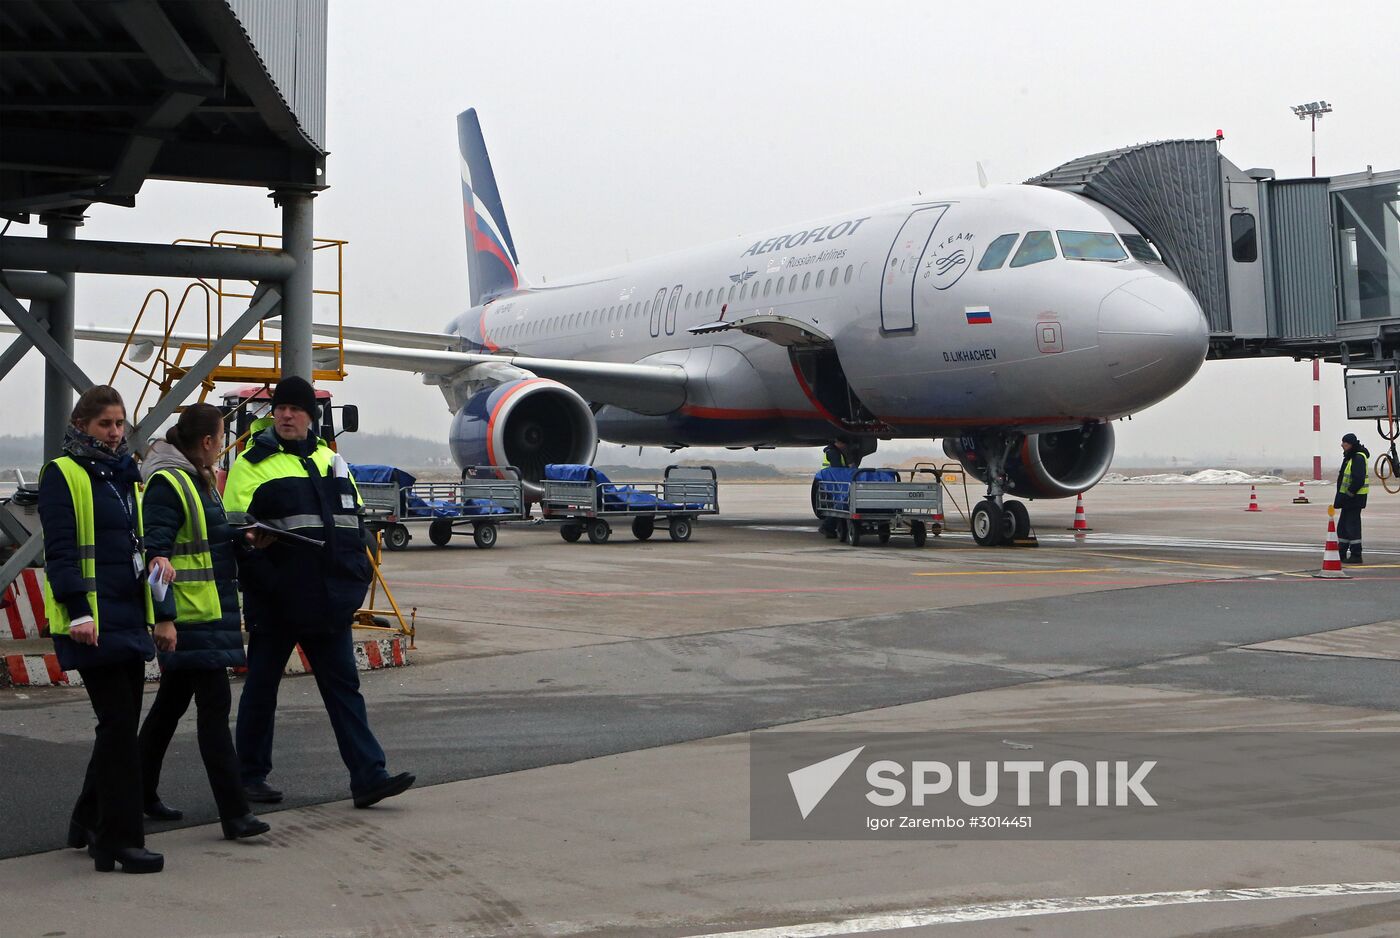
[106,480,144,581]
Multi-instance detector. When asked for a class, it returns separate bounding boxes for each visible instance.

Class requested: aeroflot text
[865,760,1158,807]
[741,217,870,257]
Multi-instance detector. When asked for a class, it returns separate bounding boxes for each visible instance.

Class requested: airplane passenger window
[705,289,713,306]
[816,269,825,288]
[728,285,736,303]
[763,279,772,297]
[802,272,811,290]
[775,277,784,295]
[1010,230,1056,267]
[844,265,854,284]
[978,233,1019,270]
[739,282,748,300]
[1230,213,1257,263]
[1121,234,1162,263]
[789,274,798,293]
[1057,231,1127,261]
[829,267,839,285]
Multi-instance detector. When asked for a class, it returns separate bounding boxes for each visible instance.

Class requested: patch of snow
[1102,469,1301,485]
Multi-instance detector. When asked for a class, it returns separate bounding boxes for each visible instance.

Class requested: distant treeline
[0,435,42,473]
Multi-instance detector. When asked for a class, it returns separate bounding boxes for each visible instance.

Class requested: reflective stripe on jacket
[40,456,154,636]
[149,468,221,623]
[224,429,370,632]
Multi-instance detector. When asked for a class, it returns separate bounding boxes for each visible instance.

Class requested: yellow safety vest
[1341,453,1370,497]
[148,468,222,624]
[41,456,155,636]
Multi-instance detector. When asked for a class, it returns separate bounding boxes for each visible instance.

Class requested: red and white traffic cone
[1067,493,1091,534]
[1314,507,1351,579]
[1245,485,1261,512]
[1292,481,1310,504]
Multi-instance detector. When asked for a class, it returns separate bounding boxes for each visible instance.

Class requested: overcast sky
[3,0,1397,467]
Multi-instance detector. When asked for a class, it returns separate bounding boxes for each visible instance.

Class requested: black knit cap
[271,376,319,420]
[1342,432,1360,446]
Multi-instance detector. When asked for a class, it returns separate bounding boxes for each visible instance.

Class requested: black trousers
[236,627,388,794]
[73,658,146,850]
[139,667,250,820]
[1337,506,1364,552]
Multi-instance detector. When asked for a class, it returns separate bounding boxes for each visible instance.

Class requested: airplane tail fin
[457,108,522,305]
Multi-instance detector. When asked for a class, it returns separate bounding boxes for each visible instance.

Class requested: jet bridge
[1028,141,1400,380]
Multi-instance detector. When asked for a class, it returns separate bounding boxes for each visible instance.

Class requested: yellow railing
[110,230,348,421]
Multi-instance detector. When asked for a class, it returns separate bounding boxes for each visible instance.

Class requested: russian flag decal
[965,306,992,324]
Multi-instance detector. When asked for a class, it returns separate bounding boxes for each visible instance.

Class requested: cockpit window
[1121,233,1163,263]
[978,233,1019,270]
[1010,230,1056,267]
[1057,230,1128,261]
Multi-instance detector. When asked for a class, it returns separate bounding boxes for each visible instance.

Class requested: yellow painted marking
[914,568,1106,577]
[1074,550,1251,571]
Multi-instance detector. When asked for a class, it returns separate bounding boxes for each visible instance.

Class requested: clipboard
[237,521,326,549]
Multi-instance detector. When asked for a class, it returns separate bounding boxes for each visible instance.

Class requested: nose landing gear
[965,433,1036,547]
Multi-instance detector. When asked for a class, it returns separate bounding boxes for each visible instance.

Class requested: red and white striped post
[1312,358,1323,482]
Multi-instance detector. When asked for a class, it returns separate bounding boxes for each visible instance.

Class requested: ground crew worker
[38,385,162,874]
[1334,432,1370,564]
[137,404,269,841]
[224,377,414,808]
[818,440,859,537]
[821,439,853,469]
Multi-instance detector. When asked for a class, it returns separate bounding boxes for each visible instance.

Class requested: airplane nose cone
[1098,275,1208,406]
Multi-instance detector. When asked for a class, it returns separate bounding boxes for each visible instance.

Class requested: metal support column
[275,189,316,379]
[41,213,82,461]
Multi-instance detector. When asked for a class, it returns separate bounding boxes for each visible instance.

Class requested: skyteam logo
[923,230,976,290]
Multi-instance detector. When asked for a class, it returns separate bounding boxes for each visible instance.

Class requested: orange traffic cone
[1313,507,1351,579]
[1292,481,1310,504]
[1067,493,1091,533]
[1245,485,1261,512]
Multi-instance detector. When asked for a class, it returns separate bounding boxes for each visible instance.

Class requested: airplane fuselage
[447,183,1208,448]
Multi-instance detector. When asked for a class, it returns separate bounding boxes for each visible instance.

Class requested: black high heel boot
[144,799,183,821]
[66,821,92,849]
[221,813,271,840]
[88,844,164,874]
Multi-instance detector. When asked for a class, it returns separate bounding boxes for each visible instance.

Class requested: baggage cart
[814,466,942,546]
[358,465,525,550]
[541,465,719,544]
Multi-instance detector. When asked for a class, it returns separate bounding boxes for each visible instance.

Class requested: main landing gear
[965,433,1035,548]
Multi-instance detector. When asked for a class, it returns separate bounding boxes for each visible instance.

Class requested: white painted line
[677,881,1400,937]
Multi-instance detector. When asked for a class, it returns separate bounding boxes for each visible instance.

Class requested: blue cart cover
[351,464,507,517]
[814,466,896,511]
[546,464,704,511]
[350,464,417,487]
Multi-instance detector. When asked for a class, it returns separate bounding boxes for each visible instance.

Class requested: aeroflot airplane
[11,109,1210,546]
[327,110,1207,545]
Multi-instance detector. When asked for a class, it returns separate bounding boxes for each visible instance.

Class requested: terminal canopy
[0,0,328,221]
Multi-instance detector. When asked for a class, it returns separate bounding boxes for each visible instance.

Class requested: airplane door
[650,287,667,337]
[880,205,948,332]
[665,285,682,335]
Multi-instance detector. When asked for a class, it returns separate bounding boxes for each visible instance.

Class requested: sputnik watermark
[752,732,1400,840]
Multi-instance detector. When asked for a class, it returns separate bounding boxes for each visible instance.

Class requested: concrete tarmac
[2,481,1399,936]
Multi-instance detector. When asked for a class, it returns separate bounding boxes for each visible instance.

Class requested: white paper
[148,566,169,602]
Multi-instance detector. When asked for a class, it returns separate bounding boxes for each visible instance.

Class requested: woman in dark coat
[38,385,161,873]
[138,404,269,840]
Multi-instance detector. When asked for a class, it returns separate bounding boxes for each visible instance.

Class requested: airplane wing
[1,322,688,414]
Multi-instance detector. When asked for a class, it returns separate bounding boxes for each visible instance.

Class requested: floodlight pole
[1310,112,1317,178]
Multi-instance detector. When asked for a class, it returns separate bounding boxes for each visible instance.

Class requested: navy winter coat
[39,452,155,672]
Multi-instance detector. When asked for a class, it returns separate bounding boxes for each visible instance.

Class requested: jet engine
[449,378,598,491]
[943,423,1115,499]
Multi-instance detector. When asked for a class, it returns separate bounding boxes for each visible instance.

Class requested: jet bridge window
[1121,233,1162,263]
[1010,230,1056,267]
[1230,213,1257,263]
[978,233,1019,270]
[1057,231,1127,261]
